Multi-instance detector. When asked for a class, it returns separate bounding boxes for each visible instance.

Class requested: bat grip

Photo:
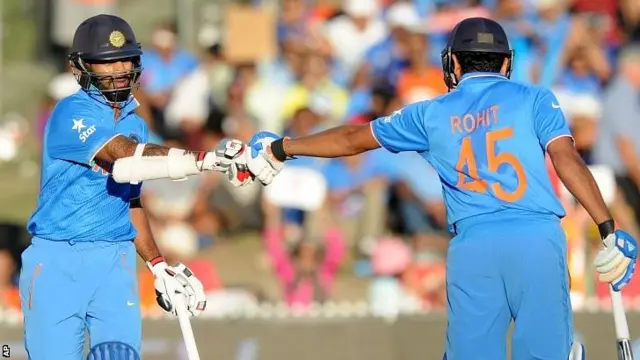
[174,296,201,360]
[610,286,631,340]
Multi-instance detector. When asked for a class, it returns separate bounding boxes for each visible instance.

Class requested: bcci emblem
[109,30,126,48]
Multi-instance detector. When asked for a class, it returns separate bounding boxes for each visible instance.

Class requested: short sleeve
[533,88,573,149]
[47,105,120,165]
[370,101,430,153]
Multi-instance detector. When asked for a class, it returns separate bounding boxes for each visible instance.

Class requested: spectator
[164,43,235,136]
[322,0,387,79]
[141,22,199,136]
[395,31,448,104]
[322,151,389,249]
[263,228,346,307]
[555,93,602,164]
[369,237,420,317]
[594,46,640,228]
[363,1,425,89]
[280,50,350,125]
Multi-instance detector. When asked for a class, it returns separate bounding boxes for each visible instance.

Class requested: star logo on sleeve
[72,119,86,133]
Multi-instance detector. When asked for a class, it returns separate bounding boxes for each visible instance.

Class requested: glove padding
[594,229,638,291]
[246,131,284,185]
[211,138,253,187]
[148,261,207,317]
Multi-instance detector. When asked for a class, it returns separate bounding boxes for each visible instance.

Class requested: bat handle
[174,296,201,360]
[610,286,631,340]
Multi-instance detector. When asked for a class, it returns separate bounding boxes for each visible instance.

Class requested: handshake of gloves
[216,131,288,187]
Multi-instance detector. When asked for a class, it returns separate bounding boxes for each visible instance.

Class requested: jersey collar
[457,72,507,87]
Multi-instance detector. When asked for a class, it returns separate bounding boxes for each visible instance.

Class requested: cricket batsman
[244,18,638,359]
[19,15,254,359]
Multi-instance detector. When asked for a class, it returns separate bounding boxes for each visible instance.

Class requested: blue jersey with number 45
[371,73,572,232]
[27,89,148,242]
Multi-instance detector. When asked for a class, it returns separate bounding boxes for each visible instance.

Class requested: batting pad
[87,341,140,360]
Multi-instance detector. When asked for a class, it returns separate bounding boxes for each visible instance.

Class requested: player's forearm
[96,135,203,163]
[130,207,162,262]
[551,150,612,225]
[283,124,379,158]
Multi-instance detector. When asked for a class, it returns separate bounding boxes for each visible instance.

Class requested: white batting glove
[594,229,638,291]
[246,131,284,185]
[147,258,207,317]
[196,138,253,187]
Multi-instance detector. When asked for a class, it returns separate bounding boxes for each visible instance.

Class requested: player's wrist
[271,137,294,162]
[146,255,167,272]
[598,219,616,239]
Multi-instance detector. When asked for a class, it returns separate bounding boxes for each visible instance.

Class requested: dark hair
[454,51,506,75]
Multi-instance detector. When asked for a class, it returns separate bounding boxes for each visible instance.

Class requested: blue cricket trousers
[445,212,573,360]
[19,237,141,360]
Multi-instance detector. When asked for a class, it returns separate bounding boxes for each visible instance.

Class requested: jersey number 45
[455,127,528,203]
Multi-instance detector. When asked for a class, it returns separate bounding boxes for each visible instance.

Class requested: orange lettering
[462,114,475,133]
[455,126,527,202]
[456,136,488,193]
[477,110,486,126]
[490,105,499,124]
[450,116,462,134]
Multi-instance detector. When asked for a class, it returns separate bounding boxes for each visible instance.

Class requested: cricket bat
[174,296,201,360]
[611,286,634,360]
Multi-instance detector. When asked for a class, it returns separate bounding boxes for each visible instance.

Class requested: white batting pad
[264,166,327,211]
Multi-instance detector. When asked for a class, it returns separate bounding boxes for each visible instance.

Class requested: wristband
[271,137,293,162]
[598,219,615,239]
[148,256,165,267]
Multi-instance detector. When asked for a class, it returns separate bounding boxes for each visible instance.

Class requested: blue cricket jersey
[27,89,149,242]
[371,72,572,232]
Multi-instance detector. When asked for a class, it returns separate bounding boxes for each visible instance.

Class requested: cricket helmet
[440,17,514,90]
[68,14,143,103]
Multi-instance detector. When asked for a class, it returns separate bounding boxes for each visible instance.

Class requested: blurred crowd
[3,0,640,318]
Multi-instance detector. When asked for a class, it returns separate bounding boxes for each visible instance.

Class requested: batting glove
[147,258,207,317]
[594,229,638,291]
[196,138,253,187]
[246,131,284,185]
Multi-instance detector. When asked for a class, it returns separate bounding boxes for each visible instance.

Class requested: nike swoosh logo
[127,301,135,306]
[552,103,561,109]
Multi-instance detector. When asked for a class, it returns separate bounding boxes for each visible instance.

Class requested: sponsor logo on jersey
[72,119,97,143]
[79,126,97,143]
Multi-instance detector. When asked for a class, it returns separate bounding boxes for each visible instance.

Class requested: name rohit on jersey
[450,105,499,135]
[72,118,97,143]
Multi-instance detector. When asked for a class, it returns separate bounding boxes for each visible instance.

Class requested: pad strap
[130,143,146,185]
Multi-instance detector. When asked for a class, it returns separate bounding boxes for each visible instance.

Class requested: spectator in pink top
[263,228,346,307]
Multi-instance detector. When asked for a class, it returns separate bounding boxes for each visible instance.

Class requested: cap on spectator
[372,237,412,276]
[385,2,425,33]
[157,223,198,259]
[343,0,379,18]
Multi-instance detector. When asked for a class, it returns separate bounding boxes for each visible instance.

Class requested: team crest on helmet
[109,30,126,48]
